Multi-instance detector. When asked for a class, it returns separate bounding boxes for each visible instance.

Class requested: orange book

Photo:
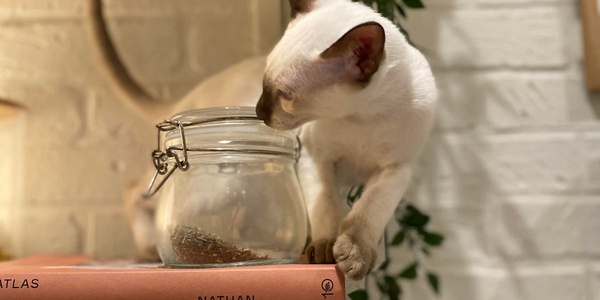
[0,255,345,300]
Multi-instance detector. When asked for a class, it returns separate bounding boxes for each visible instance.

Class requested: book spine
[0,268,345,300]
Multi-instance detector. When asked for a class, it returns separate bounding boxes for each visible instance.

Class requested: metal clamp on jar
[145,106,307,268]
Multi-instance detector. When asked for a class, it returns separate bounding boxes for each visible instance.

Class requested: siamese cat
[256,0,436,279]
[87,0,436,280]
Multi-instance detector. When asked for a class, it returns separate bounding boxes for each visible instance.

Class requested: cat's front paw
[333,234,377,280]
[305,238,337,264]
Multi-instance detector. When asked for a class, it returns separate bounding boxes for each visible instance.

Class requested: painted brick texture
[0,0,598,299]
[0,0,281,259]
[403,264,587,300]
[401,0,600,299]
[403,7,570,69]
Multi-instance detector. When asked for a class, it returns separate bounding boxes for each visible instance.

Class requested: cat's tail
[84,0,173,121]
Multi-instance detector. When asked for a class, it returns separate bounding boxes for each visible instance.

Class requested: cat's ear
[320,22,386,83]
[289,0,316,19]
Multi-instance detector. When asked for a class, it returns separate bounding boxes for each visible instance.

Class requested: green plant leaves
[427,273,440,294]
[375,0,395,21]
[406,213,430,227]
[376,276,402,300]
[352,0,423,26]
[350,0,425,48]
[423,232,444,246]
[398,263,418,279]
[346,193,444,300]
[400,205,430,228]
[383,276,402,300]
[348,289,369,300]
[391,231,405,246]
[401,0,425,8]
[347,185,365,207]
[395,4,406,18]
[355,0,374,5]
[379,259,391,271]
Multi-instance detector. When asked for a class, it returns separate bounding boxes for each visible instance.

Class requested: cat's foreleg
[299,156,343,264]
[334,164,412,280]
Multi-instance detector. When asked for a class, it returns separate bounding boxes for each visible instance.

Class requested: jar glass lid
[144,106,300,198]
[163,106,299,159]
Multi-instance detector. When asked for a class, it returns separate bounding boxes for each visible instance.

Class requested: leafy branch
[346,186,443,300]
[353,0,425,46]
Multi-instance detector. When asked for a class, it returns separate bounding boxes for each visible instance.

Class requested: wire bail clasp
[142,113,300,199]
[143,119,190,199]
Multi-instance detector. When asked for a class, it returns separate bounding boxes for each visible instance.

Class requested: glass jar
[149,106,307,268]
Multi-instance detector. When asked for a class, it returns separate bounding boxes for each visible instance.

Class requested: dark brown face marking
[320,22,386,84]
[256,78,278,125]
[289,0,315,19]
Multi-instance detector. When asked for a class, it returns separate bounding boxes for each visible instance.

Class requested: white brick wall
[405,8,570,69]
[0,0,281,258]
[101,0,280,102]
[0,0,598,299]
[404,264,587,300]
[402,0,600,299]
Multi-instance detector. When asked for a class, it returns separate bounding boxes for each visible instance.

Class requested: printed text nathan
[198,295,254,300]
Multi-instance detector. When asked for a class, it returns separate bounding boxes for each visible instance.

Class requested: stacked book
[0,255,345,300]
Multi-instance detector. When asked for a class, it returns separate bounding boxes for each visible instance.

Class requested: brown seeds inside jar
[171,226,268,264]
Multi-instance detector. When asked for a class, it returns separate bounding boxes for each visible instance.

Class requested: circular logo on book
[321,279,334,298]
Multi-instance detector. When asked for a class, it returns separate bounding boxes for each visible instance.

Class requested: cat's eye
[279,90,294,101]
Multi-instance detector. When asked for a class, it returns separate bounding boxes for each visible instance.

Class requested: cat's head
[256,0,386,130]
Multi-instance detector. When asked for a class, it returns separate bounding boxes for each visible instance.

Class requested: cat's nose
[255,104,268,121]
[256,93,272,124]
